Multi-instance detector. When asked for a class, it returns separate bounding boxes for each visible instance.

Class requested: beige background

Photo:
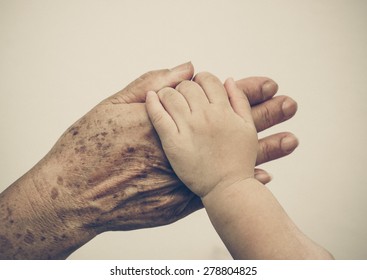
[1,0,366,259]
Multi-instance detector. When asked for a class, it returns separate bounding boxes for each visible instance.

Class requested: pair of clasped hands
[1,62,332,259]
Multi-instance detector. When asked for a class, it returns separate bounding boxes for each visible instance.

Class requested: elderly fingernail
[262,80,278,99]
[282,99,297,119]
[170,61,192,72]
[281,136,299,153]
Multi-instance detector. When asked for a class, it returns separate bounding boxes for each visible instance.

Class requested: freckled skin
[57,176,63,185]
[0,235,13,252]
[0,101,200,259]
[24,230,35,244]
[50,188,58,200]
[49,103,200,233]
[0,66,202,259]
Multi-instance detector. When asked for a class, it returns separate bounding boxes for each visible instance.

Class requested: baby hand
[146,72,258,198]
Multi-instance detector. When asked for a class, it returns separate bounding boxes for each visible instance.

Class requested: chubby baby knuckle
[260,104,275,128]
[194,71,219,84]
[158,87,177,100]
[157,86,173,94]
[175,80,195,91]
[194,71,211,81]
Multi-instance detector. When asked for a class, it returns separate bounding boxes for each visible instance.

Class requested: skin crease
[0,62,299,259]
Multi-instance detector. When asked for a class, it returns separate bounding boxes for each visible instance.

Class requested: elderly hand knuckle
[260,141,273,163]
[261,105,274,128]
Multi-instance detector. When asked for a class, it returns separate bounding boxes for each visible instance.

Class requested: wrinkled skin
[47,102,198,232]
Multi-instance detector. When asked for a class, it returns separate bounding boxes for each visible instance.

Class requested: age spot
[51,188,59,200]
[68,126,80,136]
[57,176,64,185]
[76,139,85,145]
[74,146,87,154]
[24,230,35,244]
[6,206,13,219]
[126,147,135,153]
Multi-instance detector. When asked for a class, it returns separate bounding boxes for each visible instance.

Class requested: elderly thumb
[106,62,194,104]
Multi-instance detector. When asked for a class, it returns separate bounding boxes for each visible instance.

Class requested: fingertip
[169,61,195,84]
[262,80,279,99]
[146,90,157,101]
[281,97,298,119]
[254,171,273,185]
[224,77,237,91]
[170,61,194,73]
[224,77,236,99]
[280,133,299,154]
[145,91,159,109]
[145,90,177,138]
[225,76,252,119]
[145,90,164,118]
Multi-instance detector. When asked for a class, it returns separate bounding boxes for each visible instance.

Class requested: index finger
[145,91,178,138]
[225,78,253,121]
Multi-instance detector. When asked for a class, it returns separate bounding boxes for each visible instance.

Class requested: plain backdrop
[1,0,366,259]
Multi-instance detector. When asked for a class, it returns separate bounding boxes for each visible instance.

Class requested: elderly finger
[256,132,299,165]
[106,62,194,104]
[252,96,298,132]
[254,168,273,184]
[235,77,278,106]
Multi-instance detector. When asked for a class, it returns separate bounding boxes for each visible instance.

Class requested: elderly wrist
[27,159,97,258]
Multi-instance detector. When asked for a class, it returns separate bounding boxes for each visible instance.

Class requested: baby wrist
[201,177,261,207]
